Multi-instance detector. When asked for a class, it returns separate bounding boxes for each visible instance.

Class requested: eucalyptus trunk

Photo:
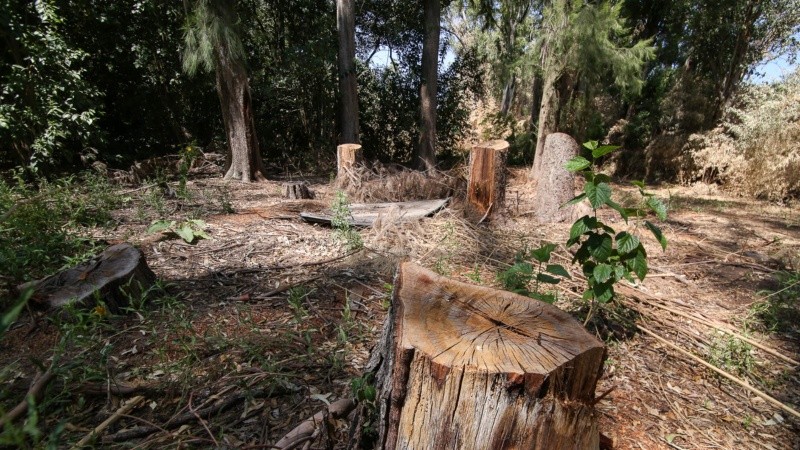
[415,0,440,171]
[336,0,359,144]
[215,41,266,182]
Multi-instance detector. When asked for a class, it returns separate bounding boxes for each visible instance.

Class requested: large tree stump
[466,140,509,222]
[353,263,606,450]
[337,143,365,185]
[18,243,157,313]
[532,133,589,223]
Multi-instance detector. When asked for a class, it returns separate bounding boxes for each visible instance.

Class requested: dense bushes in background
[689,70,800,202]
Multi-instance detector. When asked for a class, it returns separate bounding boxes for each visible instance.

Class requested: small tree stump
[18,243,157,313]
[532,133,590,223]
[466,140,509,221]
[351,263,606,450]
[282,182,314,199]
[337,143,364,184]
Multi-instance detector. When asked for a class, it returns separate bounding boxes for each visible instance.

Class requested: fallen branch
[71,395,145,449]
[273,398,355,450]
[0,370,56,427]
[252,275,323,300]
[638,323,800,420]
[102,385,295,443]
[619,285,799,367]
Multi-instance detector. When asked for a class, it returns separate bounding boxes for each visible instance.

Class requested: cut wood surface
[466,139,508,221]
[337,143,364,180]
[18,243,157,312]
[362,263,606,450]
[299,198,448,227]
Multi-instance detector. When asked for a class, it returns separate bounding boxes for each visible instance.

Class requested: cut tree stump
[282,182,314,199]
[350,262,606,450]
[531,133,589,223]
[18,243,157,313]
[337,143,364,185]
[466,140,509,222]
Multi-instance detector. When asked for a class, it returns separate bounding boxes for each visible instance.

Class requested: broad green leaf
[175,224,196,243]
[530,243,557,263]
[189,219,207,228]
[586,233,613,262]
[582,140,599,151]
[606,199,629,221]
[593,282,615,303]
[616,232,640,255]
[193,229,211,240]
[624,245,648,281]
[545,264,571,279]
[592,145,620,158]
[593,263,613,283]
[581,260,597,277]
[536,273,561,284]
[585,182,612,209]
[594,174,612,184]
[147,220,174,234]
[565,156,591,172]
[530,292,557,304]
[630,180,645,188]
[569,215,594,241]
[647,196,668,220]
[645,220,668,250]
[561,193,587,208]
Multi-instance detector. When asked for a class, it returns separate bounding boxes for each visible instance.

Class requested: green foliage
[330,191,363,251]
[564,141,667,311]
[707,332,755,378]
[287,286,312,321]
[498,242,570,304]
[147,219,210,244]
[0,0,103,171]
[0,172,120,302]
[749,270,800,333]
[183,0,246,76]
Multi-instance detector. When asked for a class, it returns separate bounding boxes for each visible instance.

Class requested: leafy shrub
[497,243,570,304]
[0,172,119,303]
[565,141,667,320]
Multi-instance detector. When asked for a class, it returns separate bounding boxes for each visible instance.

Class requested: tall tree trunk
[336,0,359,144]
[531,69,560,181]
[415,0,440,171]
[499,73,516,116]
[713,0,760,124]
[215,42,266,182]
[530,71,543,127]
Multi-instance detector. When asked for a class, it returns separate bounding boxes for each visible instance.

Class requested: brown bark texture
[466,140,509,221]
[415,0,440,171]
[337,0,360,144]
[352,263,606,450]
[282,182,314,199]
[532,132,590,223]
[215,41,266,182]
[18,243,157,313]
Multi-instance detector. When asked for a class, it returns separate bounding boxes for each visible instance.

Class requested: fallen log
[273,398,356,450]
[351,262,606,449]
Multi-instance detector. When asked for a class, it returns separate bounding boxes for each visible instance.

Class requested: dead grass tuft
[337,163,466,203]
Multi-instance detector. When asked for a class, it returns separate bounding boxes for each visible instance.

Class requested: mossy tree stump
[466,140,508,221]
[351,263,606,450]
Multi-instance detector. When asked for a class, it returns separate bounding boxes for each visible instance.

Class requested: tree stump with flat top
[466,139,508,222]
[337,143,364,185]
[350,262,606,450]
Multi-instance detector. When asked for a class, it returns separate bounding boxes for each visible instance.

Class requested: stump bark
[466,140,508,222]
[18,243,157,313]
[282,182,314,199]
[353,262,606,450]
[532,133,589,223]
[337,143,364,183]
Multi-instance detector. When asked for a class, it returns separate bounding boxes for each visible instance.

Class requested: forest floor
[1,164,799,449]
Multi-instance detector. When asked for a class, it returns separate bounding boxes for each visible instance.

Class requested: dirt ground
[1,166,799,449]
